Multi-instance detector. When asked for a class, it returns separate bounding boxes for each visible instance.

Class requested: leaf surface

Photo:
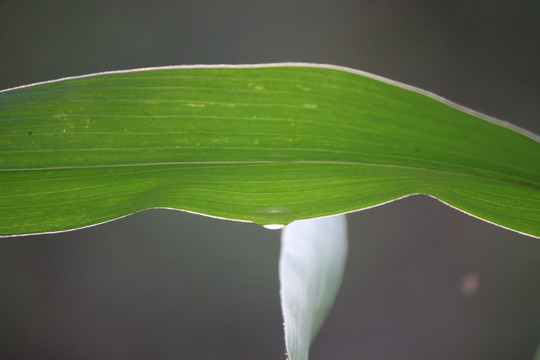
[1,64,539,236]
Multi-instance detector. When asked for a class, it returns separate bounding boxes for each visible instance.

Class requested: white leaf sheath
[279,215,348,360]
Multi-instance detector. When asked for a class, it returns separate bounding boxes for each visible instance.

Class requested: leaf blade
[1,64,539,236]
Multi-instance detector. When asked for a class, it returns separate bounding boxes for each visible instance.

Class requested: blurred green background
[1,1,539,359]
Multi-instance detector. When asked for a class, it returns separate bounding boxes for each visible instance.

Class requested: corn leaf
[1,64,539,237]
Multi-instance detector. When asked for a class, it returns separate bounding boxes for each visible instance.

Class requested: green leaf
[1,64,539,237]
[279,215,348,360]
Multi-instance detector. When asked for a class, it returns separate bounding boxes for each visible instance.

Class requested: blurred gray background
[0,1,539,359]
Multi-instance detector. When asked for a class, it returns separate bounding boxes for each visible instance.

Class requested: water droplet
[263,224,285,230]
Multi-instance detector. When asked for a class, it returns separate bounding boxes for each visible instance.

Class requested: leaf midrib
[2,159,538,193]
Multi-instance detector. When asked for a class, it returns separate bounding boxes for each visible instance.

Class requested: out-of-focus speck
[460,272,479,297]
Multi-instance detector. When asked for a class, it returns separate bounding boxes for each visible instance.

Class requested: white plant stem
[279,215,348,360]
